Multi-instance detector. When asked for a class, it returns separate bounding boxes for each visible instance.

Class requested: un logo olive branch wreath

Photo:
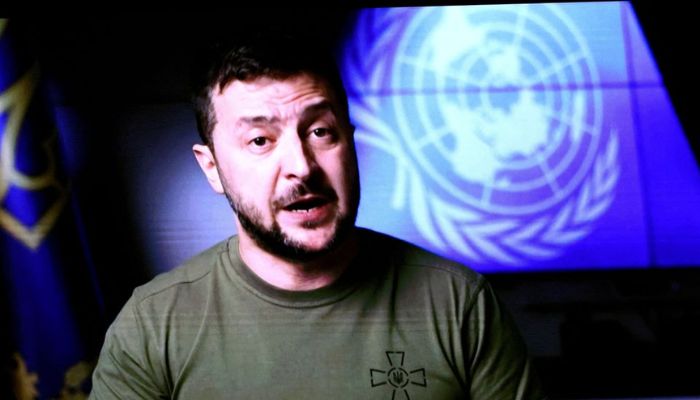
[353,99,619,265]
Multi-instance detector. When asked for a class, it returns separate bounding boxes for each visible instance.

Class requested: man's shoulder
[130,237,234,304]
[360,228,484,289]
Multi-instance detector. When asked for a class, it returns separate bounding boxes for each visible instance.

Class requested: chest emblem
[370,351,426,399]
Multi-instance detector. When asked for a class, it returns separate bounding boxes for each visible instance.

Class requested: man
[90,33,546,399]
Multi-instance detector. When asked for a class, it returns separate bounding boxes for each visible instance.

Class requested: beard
[223,175,360,263]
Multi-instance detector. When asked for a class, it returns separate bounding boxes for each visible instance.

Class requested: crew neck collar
[224,230,372,308]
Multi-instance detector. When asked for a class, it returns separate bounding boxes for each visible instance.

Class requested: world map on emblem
[343,4,620,266]
[392,5,604,214]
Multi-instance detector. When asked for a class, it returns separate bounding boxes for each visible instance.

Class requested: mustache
[271,182,338,210]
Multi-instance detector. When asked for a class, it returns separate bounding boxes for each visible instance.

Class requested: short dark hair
[191,32,350,146]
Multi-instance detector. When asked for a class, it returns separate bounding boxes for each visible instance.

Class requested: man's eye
[251,137,268,146]
[311,128,332,138]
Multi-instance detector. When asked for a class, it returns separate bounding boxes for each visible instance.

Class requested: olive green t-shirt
[90,229,545,399]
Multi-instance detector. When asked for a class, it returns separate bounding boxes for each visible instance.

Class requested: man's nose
[280,133,314,180]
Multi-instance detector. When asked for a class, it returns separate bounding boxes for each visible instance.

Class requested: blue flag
[1,19,104,399]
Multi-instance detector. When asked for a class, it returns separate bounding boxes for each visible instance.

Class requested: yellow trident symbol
[0,49,69,250]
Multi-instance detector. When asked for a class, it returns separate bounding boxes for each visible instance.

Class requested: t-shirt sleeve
[89,295,170,399]
[464,280,547,400]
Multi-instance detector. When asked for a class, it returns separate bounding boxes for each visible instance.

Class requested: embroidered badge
[370,351,426,399]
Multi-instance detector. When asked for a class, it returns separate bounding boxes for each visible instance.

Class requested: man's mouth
[282,196,330,213]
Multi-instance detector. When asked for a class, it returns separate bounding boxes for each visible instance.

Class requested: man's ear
[192,144,224,194]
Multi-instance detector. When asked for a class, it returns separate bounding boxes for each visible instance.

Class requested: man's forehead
[213,74,339,119]
[217,74,333,100]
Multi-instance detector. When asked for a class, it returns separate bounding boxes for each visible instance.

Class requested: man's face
[195,74,359,261]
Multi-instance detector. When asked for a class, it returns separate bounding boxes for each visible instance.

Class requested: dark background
[19,4,700,398]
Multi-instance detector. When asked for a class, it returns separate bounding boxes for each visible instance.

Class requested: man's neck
[237,230,359,291]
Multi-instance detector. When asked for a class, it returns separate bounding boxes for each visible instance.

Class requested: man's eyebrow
[237,115,280,127]
[300,101,336,120]
[236,101,336,127]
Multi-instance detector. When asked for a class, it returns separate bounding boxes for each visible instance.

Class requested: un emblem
[344,5,620,265]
